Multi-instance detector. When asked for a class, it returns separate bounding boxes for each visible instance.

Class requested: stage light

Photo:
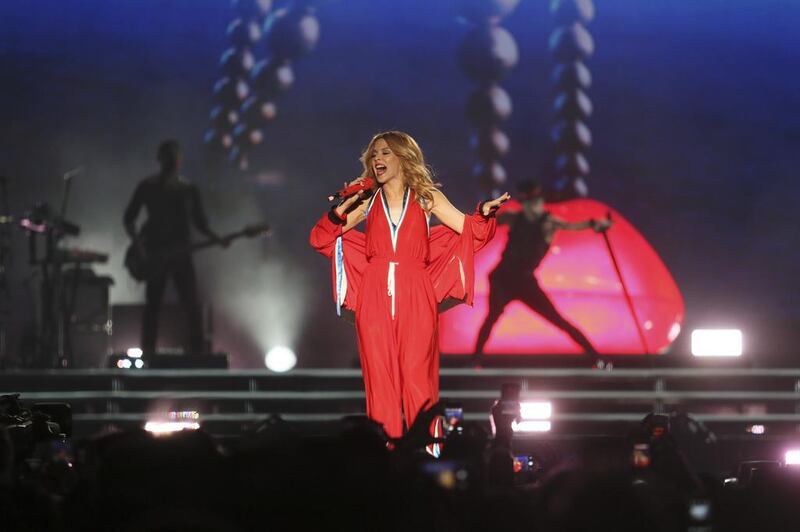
[144,411,200,435]
[116,359,125,369]
[127,347,143,358]
[512,420,552,432]
[144,421,198,434]
[264,346,297,372]
[520,401,552,420]
[134,359,144,369]
[121,359,132,369]
[747,424,766,435]
[784,450,800,466]
[513,401,552,432]
[688,499,711,522]
[691,329,742,357]
[514,400,552,432]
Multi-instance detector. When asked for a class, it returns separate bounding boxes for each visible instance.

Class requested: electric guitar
[124,223,270,282]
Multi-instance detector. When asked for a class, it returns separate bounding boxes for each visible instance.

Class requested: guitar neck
[148,223,268,262]
[188,230,247,252]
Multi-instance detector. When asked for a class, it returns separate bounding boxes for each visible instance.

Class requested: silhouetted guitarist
[123,140,224,360]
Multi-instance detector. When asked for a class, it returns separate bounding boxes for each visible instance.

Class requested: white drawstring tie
[387,261,398,319]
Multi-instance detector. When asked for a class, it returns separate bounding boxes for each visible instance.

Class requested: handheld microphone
[328,177,375,202]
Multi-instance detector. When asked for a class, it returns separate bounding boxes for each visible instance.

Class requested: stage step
[3,368,800,440]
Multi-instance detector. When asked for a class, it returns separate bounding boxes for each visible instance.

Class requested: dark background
[1,0,798,367]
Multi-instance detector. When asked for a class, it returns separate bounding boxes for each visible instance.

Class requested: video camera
[1,394,71,452]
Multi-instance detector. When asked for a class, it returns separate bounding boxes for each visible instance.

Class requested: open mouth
[375,164,387,177]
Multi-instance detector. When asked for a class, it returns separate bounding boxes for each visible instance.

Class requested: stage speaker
[63,268,112,368]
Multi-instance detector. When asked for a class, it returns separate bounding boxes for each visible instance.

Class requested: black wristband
[477,201,497,219]
[328,207,347,225]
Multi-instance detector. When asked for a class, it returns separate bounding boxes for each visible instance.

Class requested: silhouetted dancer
[123,140,224,361]
[473,181,611,367]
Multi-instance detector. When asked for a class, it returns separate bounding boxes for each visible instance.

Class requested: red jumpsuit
[310,188,496,439]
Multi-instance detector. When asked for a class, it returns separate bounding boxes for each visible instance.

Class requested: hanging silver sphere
[252,59,294,96]
[551,61,592,90]
[550,0,595,25]
[466,85,513,125]
[227,18,262,47]
[553,89,593,120]
[549,22,594,61]
[458,25,519,82]
[267,10,320,60]
[551,120,592,150]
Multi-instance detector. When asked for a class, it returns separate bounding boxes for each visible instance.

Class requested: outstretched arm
[551,215,612,232]
[431,190,511,234]
[430,189,466,234]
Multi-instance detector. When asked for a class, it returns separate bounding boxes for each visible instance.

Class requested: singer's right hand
[333,177,367,216]
[334,189,365,217]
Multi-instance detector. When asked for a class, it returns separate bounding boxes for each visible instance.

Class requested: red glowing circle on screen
[439,199,684,355]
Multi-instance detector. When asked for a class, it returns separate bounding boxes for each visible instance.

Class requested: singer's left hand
[481,192,511,216]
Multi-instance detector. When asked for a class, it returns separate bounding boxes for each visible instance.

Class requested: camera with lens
[0,394,75,492]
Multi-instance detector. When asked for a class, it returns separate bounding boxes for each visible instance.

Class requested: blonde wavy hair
[359,131,440,211]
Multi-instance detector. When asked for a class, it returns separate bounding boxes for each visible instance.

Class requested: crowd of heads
[1,396,800,532]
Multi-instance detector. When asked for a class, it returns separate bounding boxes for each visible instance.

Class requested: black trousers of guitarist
[123,140,221,359]
[141,254,204,358]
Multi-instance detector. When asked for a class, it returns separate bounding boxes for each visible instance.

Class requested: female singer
[310,131,509,446]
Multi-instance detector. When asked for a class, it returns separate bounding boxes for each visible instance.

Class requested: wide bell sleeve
[309,212,367,321]
[427,206,497,313]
